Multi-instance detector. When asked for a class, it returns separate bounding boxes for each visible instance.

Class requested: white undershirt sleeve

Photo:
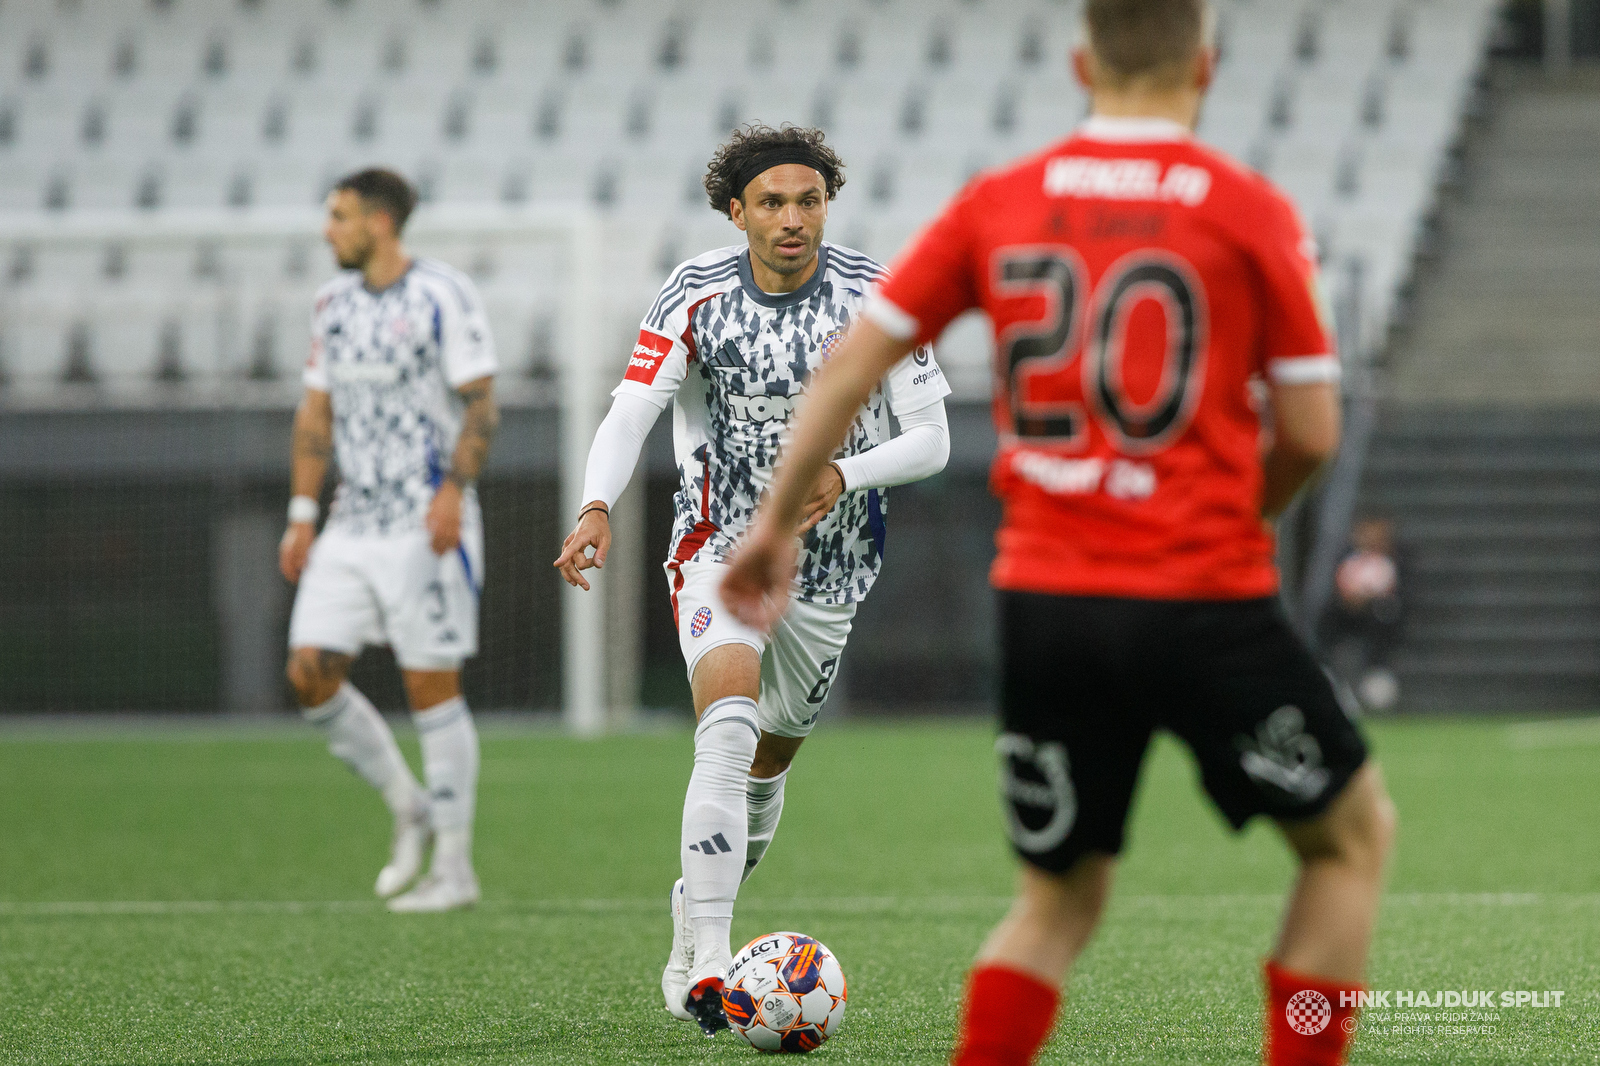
[831,399,950,492]
[579,392,666,510]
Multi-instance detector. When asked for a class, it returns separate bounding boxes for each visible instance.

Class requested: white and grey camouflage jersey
[615,242,952,605]
[304,258,498,536]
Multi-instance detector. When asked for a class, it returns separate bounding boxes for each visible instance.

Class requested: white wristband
[288,496,319,524]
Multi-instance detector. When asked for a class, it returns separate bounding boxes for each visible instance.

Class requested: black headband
[733,147,833,200]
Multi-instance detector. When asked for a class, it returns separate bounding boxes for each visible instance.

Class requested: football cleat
[661,879,695,1021]
[374,806,432,899]
[385,868,480,913]
[684,974,730,1038]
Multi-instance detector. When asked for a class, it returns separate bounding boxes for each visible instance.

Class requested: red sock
[1264,960,1363,1066]
[950,963,1060,1066]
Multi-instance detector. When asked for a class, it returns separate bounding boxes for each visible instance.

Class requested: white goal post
[0,203,623,734]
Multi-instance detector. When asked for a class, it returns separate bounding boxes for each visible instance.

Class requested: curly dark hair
[703,124,846,219]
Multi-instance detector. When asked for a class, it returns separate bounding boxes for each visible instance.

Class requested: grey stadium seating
[0,0,1499,399]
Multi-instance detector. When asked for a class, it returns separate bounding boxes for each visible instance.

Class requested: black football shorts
[996,591,1370,874]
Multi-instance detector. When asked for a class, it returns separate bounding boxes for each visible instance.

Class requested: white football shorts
[669,560,855,739]
[288,520,483,671]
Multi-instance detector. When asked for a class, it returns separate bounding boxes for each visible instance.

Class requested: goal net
[0,204,642,730]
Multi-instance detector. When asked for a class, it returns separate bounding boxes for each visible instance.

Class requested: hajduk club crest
[819,328,846,362]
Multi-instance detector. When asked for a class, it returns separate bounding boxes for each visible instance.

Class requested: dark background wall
[0,403,1005,714]
[1496,0,1600,58]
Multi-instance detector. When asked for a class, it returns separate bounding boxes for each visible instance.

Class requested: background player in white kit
[279,169,499,914]
[554,126,953,1035]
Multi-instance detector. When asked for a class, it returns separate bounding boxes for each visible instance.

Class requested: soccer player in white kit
[554,126,953,1035]
[279,169,499,913]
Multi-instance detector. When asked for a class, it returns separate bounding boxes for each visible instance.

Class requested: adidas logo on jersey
[705,339,749,370]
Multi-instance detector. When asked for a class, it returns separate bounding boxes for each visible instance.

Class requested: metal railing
[1294,255,1379,645]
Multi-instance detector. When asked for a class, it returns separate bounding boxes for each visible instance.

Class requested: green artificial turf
[0,717,1596,1064]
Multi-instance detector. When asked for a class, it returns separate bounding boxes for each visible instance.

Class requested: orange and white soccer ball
[722,932,847,1053]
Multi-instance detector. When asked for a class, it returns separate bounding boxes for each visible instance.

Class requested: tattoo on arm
[290,394,334,498]
[315,650,353,684]
[292,421,332,464]
[448,381,499,486]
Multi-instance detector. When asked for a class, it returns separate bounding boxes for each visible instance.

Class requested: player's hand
[279,522,316,583]
[795,462,846,536]
[427,481,463,555]
[722,514,798,632]
[554,504,611,591]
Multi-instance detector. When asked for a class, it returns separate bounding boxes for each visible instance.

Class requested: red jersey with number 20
[867,117,1338,600]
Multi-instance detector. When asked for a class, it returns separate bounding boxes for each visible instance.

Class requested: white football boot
[374,805,432,899]
[385,867,480,913]
[661,879,696,1021]
[683,944,732,1038]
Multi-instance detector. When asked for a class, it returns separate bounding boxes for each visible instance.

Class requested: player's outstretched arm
[723,319,915,629]
[554,392,665,591]
[427,375,499,555]
[795,463,846,536]
[1261,380,1341,519]
[280,388,334,583]
[795,399,950,534]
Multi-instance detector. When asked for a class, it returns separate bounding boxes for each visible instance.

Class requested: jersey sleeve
[1251,191,1339,385]
[302,294,330,391]
[881,343,953,415]
[865,180,984,348]
[612,280,695,409]
[438,276,499,387]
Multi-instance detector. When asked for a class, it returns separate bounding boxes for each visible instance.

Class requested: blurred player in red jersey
[721,2,1397,1065]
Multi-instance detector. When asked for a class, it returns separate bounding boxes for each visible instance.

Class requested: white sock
[304,683,425,818]
[434,827,472,874]
[742,770,787,884]
[682,696,759,966]
[412,696,479,874]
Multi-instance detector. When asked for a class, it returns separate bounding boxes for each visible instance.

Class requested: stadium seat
[162,160,233,211]
[610,153,692,215]
[741,75,816,132]
[261,284,318,373]
[192,84,273,160]
[1009,71,1089,145]
[920,75,1006,144]
[75,292,167,382]
[479,291,542,376]
[1270,135,1344,218]
[946,16,1028,76]
[249,155,323,209]
[432,154,503,206]
[122,243,203,292]
[0,0,1497,392]
[1,295,80,385]
[8,92,88,160]
[0,159,50,213]
[637,78,726,156]
[883,147,971,223]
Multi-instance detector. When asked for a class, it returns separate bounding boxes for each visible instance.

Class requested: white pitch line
[3,893,1595,918]
[0,899,382,916]
[1506,717,1600,749]
[0,897,1009,918]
